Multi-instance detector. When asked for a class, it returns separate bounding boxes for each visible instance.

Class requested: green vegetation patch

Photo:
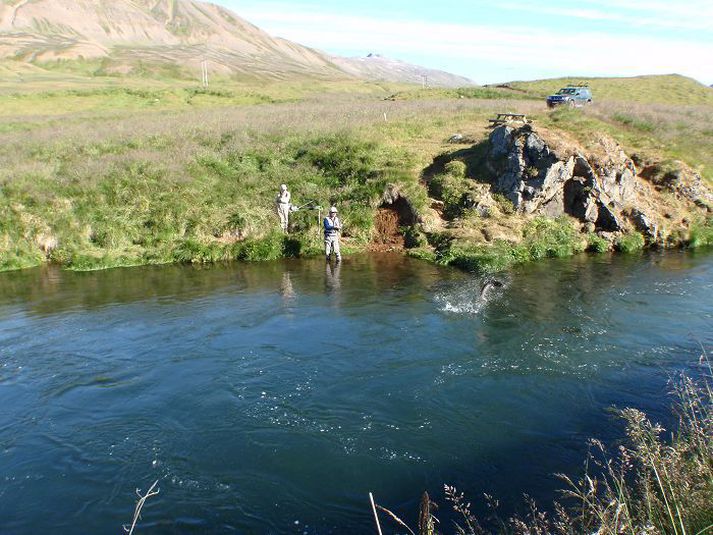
[616,232,646,253]
[509,74,713,106]
[436,216,586,274]
[389,86,539,102]
[688,217,713,248]
[0,129,424,272]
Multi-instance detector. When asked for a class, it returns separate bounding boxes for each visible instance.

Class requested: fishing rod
[288,200,324,238]
[290,200,321,212]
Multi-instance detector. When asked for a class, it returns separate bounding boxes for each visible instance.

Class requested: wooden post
[201,60,209,87]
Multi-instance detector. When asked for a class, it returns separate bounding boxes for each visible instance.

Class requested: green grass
[436,217,586,274]
[541,106,713,183]
[689,218,713,248]
[586,233,610,253]
[388,85,539,101]
[0,85,288,117]
[0,127,424,271]
[1,69,712,273]
[507,74,713,105]
[616,232,646,253]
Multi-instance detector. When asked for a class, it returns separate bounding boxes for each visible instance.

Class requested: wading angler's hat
[329,206,338,213]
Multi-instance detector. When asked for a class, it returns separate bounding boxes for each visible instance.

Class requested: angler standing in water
[275,184,291,232]
[324,206,342,263]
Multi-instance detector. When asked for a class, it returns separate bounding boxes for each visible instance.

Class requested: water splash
[434,275,509,314]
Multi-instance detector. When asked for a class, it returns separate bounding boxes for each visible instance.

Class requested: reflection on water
[325,261,342,294]
[0,251,711,534]
[281,271,296,304]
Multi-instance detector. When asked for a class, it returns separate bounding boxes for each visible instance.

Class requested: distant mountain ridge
[332,54,474,88]
[0,0,474,86]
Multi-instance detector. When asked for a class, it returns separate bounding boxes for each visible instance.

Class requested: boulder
[489,126,565,213]
[630,209,658,242]
[486,125,640,232]
[489,126,514,158]
[596,203,623,232]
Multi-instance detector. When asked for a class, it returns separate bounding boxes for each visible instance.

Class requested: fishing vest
[324,217,340,238]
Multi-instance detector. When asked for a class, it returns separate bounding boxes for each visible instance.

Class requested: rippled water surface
[1,252,712,534]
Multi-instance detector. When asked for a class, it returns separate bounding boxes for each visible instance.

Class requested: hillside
[0,0,473,86]
[499,74,713,105]
[0,0,342,79]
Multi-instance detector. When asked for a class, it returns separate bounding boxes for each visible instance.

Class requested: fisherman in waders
[275,184,291,232]
[324,206,341,263]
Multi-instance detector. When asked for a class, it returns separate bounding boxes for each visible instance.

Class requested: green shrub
[173,239,231,264]
[587,233,610,253]
[444,160,467,178]
[522,216,585,259]
[492,193,515,215]
[688,218,713,248]
[429,174,471,218]
[407,248,436,262]
[450,246,513,273]
[294,134,379,186]
[402,226,427,248]
[616,232,646,253]
[238,231,287,261]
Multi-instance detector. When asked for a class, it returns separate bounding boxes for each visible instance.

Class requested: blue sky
[216,0,713,85]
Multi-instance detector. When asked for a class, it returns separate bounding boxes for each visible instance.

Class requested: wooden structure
[488,113,529,127]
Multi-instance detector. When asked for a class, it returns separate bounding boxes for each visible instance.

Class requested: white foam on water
[434,276,509,315]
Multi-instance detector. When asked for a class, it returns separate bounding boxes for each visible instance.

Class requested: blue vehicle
[546,84,592,108]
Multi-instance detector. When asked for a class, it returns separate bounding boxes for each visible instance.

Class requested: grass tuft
[616,232,646,253]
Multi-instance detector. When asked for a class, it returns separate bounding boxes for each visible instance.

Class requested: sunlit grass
[508,74,713,106]
[1,71,711,272]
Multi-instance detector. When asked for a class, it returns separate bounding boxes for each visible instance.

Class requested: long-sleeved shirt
[323,216,341,238]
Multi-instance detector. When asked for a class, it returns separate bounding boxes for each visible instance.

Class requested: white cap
[329,206,338,213]
[280,184,287,191]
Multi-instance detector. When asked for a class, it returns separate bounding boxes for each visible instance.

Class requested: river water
[1,252,712,534]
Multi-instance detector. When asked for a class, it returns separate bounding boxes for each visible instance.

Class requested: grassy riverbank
[1,73,712,272]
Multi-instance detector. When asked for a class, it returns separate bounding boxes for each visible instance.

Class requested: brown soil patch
[370,207,405,251]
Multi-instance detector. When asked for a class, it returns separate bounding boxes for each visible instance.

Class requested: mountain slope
[0,0,344,78]
[0,0,473,85]
[332,54,474,88]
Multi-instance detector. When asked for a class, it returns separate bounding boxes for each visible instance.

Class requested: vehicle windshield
[557,88,576,95]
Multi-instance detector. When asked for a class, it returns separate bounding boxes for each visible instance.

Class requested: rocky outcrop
[629,209,658,241]
[486,124,644,233]
[639,159,713,212]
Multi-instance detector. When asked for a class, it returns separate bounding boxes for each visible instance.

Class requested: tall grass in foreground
[375,359,712,535]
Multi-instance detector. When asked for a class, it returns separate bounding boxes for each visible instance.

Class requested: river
[1,251,712,534]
